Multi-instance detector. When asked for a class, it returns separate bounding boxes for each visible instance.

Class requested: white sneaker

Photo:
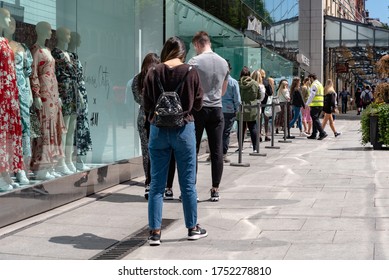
[66,161,77,173]
[56,164,74,175]
[35,169,56,180]
[0,184,13,192]
[76,161,90,171]
[299,131,309,137]
[0,177,13,192]
[16,170,30,185]
[50,169,62,178]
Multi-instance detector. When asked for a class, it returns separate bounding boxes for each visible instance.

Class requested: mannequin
[4,17,32,185]
[0,8,25,191]
[52,27,79,174]
[68,31,92,171]
[30,21,66,180]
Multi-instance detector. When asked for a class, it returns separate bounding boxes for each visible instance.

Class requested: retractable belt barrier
[229,100,297,167]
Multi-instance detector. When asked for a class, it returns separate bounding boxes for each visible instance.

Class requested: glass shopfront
[0,0,164,192]
[0,0,294,227]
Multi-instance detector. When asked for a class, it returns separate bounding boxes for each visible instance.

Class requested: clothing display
[0,37,24,174]
[29,43,66,171]
[14,43,33,157]
[52,48,78,116]
[70,52,92,156]
[247,16,262,35]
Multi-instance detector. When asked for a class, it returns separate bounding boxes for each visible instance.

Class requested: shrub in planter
[360,103,389,148]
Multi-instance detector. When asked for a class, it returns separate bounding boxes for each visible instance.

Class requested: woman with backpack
[361,85,373,110]
[143,36,206,246]
[237,66,262,152]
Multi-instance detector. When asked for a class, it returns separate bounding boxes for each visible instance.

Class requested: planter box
[370,115,383,150]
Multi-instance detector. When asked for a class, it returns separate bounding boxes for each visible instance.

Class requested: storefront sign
[335,63,349,73]
[297,53,310,66]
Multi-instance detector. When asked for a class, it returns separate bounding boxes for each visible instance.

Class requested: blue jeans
[222,112,236,154]
[289,106,302,130]
[148,122,197,230]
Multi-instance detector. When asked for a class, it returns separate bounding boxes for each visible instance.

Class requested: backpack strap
[174,66,192,92]
[153,67,165,94]
[153,66,192,94]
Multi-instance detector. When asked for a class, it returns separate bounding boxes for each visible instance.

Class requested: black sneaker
[144,185,150,200]
[164,188,173,200]
[188,224,208,240]
[334,132,341,137]
[307,135,317,139]
[210,188,219,202]
[148,230,161,246]
[317,133,328,140]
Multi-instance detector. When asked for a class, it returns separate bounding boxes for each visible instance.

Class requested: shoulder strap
[153,66,192,94]
[174,66,192,92]
[153,67,165,94]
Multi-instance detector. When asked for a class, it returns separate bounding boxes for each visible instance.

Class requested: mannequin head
[4,17,16,38]
[36,21,52,41]
[56,26,71,45]
[68,31,81,50]
[0,8,11,29]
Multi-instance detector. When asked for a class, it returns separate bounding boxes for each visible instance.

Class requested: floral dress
[132,74,150,185]
[29,43,66,170]
[70,52,92,156]
[51,48,78,116]
[0,38,24,173]
[14,43,33,157]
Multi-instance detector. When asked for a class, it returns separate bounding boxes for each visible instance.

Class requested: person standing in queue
[188,31,229,202]
[143,36,205,246]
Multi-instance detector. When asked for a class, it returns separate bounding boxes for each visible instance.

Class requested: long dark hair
[138,53,160,90]
[290,77,301,95]
[160,36,186,63]
[239,66,250,78]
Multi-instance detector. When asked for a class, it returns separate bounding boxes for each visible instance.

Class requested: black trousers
[310,106,325,137]
[193,107,224,188]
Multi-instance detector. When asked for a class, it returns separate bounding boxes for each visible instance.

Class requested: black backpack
[362,90,372,104]
[153,66,192,128]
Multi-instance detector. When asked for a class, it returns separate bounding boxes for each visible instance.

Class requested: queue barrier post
[230,103,250,167]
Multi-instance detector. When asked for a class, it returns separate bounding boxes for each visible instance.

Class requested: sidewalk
[1,112,388,260]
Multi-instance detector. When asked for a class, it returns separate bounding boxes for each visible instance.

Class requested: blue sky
[365,0,389,24]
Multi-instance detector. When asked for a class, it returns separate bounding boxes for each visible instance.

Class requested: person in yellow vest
[305,73,328,140]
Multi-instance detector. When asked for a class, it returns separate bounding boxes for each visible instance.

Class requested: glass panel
[325,19,340,47]
[0,0,160,191]
[341,22,357,47]
[375,29,389,47]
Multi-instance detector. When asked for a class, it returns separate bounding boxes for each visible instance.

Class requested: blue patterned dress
[14,43,33,157]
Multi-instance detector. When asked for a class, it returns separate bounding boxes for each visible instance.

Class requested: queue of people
[130,31,355,246]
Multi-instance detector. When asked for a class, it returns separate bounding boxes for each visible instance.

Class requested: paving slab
[0,116,388,260]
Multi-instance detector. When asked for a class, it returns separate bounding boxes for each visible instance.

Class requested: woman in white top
[274,79,290,132]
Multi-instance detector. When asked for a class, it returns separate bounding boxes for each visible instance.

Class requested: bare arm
[221,79,228,96]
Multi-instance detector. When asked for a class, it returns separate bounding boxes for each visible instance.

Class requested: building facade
[0,0,387,227]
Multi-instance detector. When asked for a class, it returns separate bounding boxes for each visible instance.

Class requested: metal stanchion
[250,102,266,157]
[265,100,280,149]
[230,104,250,167]
[279,101,292,143]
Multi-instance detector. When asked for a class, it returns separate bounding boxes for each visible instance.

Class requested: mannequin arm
[33,97,43,110]
[78,90,85,107]
[26,79,33,107]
